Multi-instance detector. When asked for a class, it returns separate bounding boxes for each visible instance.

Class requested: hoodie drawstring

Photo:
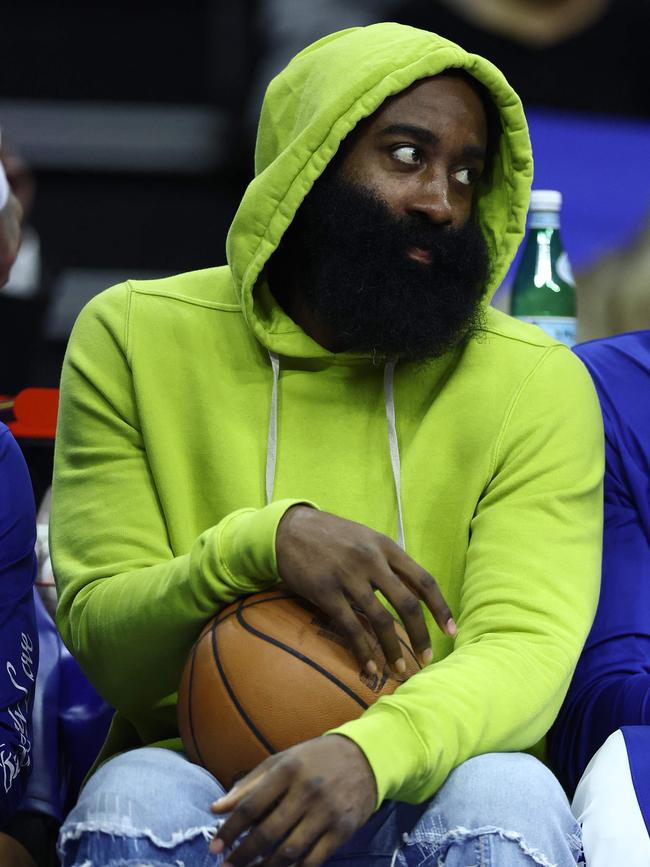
[266,351,281,506]
[265,351,405,550]
[383,359,406,550]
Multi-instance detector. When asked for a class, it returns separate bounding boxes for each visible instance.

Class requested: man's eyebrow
[379,123,437,146]
[379,123,486,161]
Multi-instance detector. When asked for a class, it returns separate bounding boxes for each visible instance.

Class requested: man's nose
[408,178,454,226]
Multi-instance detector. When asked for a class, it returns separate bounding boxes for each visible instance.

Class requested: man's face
[340,75,489,260]
[269,73,493,362]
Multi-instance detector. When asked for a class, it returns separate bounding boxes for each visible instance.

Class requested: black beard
[268,167,491,363]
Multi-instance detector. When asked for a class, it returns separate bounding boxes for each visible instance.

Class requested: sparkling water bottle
[510,190,576,347]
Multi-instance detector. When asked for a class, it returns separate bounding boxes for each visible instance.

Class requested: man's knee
[440,752,571,827]
[58,747,225,867]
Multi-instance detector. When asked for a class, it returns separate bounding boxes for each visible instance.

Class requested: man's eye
[391,146,421,165]
[453,168,475,186]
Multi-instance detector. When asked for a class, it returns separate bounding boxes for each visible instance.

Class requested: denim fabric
[58,748,583,867]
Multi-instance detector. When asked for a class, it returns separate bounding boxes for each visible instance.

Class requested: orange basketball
[177,588,420,788]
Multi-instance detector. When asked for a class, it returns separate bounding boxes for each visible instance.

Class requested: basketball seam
[216,592,298,625]
[237,608,370,711]
[211,604,277,754]
[186,639,208,768]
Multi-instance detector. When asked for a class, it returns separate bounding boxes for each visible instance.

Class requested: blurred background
[1,0,649,400]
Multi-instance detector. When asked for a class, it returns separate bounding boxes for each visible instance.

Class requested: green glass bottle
[510,189,577,347]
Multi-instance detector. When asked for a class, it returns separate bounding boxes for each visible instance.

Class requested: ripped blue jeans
[58,748,584,867]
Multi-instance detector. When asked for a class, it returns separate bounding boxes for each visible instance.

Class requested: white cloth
[573,729,650,866]
[0,160,9,211]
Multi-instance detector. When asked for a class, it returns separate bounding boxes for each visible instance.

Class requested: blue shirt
[0,422,38,827]
[549,331,650,801]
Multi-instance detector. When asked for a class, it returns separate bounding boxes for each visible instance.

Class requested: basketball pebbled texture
[177,588,420,788]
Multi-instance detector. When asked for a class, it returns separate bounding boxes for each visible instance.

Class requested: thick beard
[268,167,491,363]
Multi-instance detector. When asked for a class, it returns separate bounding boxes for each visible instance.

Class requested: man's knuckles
[399,594,424,619]
[369,608,397,632]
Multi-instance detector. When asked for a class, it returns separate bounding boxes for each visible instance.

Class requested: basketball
[177,588,420,788]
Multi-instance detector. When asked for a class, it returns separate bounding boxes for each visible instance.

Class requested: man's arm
[548,337,650,794]
[548,465,650,793]
[51,283,311,723]
[324,345,604,805]
[0,427,38,829]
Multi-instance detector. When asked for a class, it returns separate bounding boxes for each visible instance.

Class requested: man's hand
[276,506,456,675]
[210,735,376,867]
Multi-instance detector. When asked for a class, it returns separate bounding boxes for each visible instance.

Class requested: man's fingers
[299,827,353,867]
[212,767,268,813]
[364,569,432,666]
[218,791,307,867]
[350,587,406,673]
[319,595,379,675]
[210,767,287,855]
[389,547,456,639]
[256,809,329,867]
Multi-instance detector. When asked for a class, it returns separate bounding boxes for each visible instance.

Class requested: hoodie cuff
[326,701,433,809]
[217,499,318,591]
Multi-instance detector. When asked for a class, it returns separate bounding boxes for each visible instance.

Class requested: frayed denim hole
[401,813,446,847]
[399,825,561,867]
[58,827,223,867]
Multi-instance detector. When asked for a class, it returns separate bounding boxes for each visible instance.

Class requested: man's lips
[406,246,432,264]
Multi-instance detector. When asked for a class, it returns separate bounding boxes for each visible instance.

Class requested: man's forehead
[368,74,488,128]
[340,71,495,162]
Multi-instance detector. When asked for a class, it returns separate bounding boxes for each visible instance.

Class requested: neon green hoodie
[51,23,604,806]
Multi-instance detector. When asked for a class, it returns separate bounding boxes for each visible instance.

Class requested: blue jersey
[549,330,650,831]
[0,423,38,827]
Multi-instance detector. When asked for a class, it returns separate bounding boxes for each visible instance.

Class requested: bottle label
[516,316,577,348]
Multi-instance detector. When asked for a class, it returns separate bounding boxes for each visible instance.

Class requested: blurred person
[547,330,650,865]
[576,215,650,341]
[390,0,650,117]
[52,24,603,867]
[0,423,38,867]
[0,142,45,396]
[2,480,112,867]
[0,143,23,288]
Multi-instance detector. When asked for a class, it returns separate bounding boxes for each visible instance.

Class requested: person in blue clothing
[0,423,38,866]
[548,329,650,866]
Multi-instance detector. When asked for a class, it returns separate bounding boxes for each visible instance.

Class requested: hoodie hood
[226,23,533,359]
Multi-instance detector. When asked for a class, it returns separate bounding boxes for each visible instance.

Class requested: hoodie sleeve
[51,285,311,723]
[330,346,604,806]
[0,426,38,828]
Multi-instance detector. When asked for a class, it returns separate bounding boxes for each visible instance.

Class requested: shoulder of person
[77,264,238,325]
[462,307,600,412]
[470,306,586,375]
[0,422,29,480]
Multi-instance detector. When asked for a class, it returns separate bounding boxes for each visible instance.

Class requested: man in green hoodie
[52,23,602,867]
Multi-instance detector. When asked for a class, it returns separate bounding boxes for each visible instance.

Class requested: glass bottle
[510,189,576,347]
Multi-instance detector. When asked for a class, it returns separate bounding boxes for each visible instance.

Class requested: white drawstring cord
[265,350,405,551]
[266,351,280,505]
[384,359,406,550]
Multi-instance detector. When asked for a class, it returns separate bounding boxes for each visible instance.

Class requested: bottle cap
[530,189,562,213]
